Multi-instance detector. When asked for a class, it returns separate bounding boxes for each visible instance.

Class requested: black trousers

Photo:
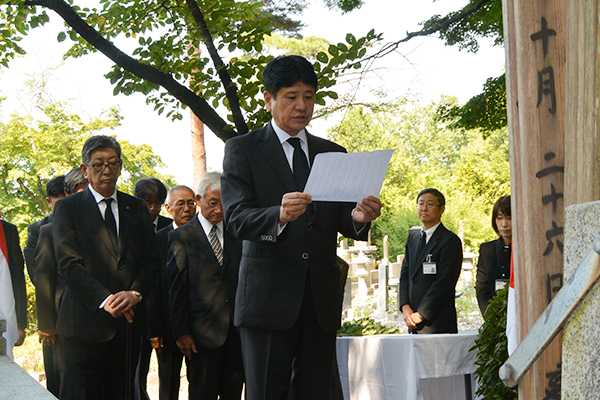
[42,341,61,397]
[186,324,244,400]
[156,346,184,400]
[57,330,141,400]
[240,279,337,400]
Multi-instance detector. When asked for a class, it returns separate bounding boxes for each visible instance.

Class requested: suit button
[118,265,124,270]
[224,299,229,303]
[302,253,309,259]
[307,225,312,231]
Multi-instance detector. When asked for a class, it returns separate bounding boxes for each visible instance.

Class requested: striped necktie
[209,225,223,266]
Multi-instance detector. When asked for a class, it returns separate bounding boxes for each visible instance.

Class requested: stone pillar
[562,0,600,397]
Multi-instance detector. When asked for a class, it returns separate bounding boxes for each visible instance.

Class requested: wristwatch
[131,290,142,302]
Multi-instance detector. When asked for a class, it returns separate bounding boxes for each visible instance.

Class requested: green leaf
[57,31,66,42]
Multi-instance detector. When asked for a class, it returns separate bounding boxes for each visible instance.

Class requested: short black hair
[416,188,446,207]
[46,175,66,199]
[64,167,88,195]
[82,135,121,164]
[263,55,318,97]
[491,195,511,235]
[134,178,168,203]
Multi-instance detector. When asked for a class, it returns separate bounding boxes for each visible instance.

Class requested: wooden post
[502,0,566,398]
[191,110,207,189]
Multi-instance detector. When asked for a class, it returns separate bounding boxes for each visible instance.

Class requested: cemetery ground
[13,285,483,398]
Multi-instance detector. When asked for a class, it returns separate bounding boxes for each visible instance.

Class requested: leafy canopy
[0,95,175,237]
[0,0,380,142]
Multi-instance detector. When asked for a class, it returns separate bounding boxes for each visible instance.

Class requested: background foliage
[328,97,510,260]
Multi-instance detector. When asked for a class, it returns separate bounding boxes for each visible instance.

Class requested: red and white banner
[0,214,18,359]
[506,248,517,356]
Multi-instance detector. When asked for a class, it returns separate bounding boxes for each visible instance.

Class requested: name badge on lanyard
[423,254,437,275]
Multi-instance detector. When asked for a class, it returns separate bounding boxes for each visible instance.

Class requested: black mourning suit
[475,238,511,318]
[52,188,159,400]
[146,223,183,400]
[221,123,370,399]
[399,223,463,334]
[24,214,52,279]
[168,215,244,400]
[33,223,63,396]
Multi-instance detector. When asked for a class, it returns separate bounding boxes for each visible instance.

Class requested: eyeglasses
[170,200,196,210]
[145,199,164,210]
[202,199,222,209]
[417,203,440,209]
[86,160,122,173]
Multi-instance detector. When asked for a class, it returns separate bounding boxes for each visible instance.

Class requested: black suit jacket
[33,223,65,331]
[52,188,159,342]
[221,123,369,333]
[24,214,53,279]
[168,216,241,349]
[2,220,27,329]
[399,223,463,334]
[475,238,511,317]
[156,215,173,231]
[146,223,177,349]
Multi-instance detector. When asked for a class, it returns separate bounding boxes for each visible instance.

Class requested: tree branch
[185,0,248,135]
[350,0,494,68]
[25,0,238,142]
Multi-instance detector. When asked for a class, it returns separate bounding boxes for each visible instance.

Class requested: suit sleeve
[23,222,39,281]
[417,234,463,322]
[128,202,160,299]
[168,231,191,340]
[398,234,412,309]
[7,224,27,330]
[53,199,112,310]
[221,138,280,242]
[146,231,168,338]
[34,226,58,330]
[475,243,493,317]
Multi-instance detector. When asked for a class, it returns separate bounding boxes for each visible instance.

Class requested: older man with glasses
[146,185,196,400]
[399,188,463,334]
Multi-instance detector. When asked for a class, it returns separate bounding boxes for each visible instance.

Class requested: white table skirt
[336,332,479,400]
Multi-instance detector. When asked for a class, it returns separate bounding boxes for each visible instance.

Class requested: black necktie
[102,198,118,250]
[416,230,426,258]
[287,137,310,191]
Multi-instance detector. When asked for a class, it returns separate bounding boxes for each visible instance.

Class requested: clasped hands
[103,290,140,323]
[279,192,382,225]
[401,304,423,330]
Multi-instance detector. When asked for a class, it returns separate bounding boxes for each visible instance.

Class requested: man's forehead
[173,189,195,201]
[277,82,315,94]
[90,148,118,160]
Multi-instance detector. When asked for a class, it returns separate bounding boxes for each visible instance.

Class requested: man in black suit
[24,175,66,278]
[134,177,173,232]
[147,185,196,400]
[52,135,159,400]
[399,188,463,334]
[221,55,382,400]
[133,177,172,400]
[169,171,244,400]
[30,168,88,397]
[33,167,88,397]
[0,216,27,357]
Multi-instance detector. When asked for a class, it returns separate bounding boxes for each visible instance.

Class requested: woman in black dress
[475,195,512,319]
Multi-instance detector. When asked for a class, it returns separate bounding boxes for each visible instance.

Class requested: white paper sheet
[303,149,394,202]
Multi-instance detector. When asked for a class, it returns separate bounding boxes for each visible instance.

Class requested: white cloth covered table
[336,332,478,400]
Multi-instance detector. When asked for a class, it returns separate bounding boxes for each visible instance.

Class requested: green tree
[0,0,380,142]
[328,97,510,260]
[0,96,175,238]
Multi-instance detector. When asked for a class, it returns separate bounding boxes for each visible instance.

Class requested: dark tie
[287,137,310,191]
[416,230,426,258]
[102,198,118,250]
[209,225,224,266]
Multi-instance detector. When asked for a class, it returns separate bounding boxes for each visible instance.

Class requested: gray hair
[166,185,194,205]
[64,167,88,195]
[82,135,121,164]
[196,171,222,199]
